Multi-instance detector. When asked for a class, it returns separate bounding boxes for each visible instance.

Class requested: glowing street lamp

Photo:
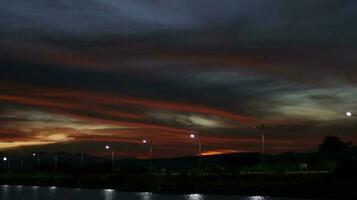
[189,133,201,154]
[105,145,115,170]
[253,124,265,161]
[3,157,9,168]
[32,153,40,169]
[189,131,202,170]
[142,139,153,171]
[346,112,356,117]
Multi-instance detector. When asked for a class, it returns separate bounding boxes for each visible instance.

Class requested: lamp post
[189,131,202,170]
[77,151,85,168]
[32,153,40,170]
[142,139,153,172]
[81,153,84,167]
[105,145,115,170]
[253,124,265,161]
[21,158,24,170]
[54,154,58,174]
[3,157,9,169]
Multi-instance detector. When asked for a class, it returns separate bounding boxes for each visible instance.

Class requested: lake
[0,185,314,200]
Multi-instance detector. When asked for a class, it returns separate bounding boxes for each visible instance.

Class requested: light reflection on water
[32,186,39,200]
[0,185,310,200]
[140,192,152,200]
[247,196,268,200]
[103,189,115,200]
[49,186,57,195]
[1,185,9,200]
[186,194,204,200]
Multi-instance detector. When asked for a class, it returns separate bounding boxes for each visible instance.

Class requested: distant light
[32,153,36,157]
[105,145,110,150]
[190,134,195,138]
[49,186,57,190]
[3,157,7,161]
[142,139,147,144]
[346,112,352,117]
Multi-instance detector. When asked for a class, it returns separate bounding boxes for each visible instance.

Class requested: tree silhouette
[319,136,351,153]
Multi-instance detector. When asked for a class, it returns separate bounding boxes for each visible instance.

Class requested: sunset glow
[1,0,357,158]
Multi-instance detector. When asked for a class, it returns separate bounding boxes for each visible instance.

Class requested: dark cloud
[0,0,357,157]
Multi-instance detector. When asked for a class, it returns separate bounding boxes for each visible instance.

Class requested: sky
[1,0,357,158]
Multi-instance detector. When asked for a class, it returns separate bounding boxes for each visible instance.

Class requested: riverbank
[0,172,351,199]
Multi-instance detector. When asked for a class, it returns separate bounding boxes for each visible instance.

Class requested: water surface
[0,185,314,200]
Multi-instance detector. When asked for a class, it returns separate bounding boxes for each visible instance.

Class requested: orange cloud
[0,83,290,156]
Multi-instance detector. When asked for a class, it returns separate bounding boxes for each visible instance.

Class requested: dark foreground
[1,148,356,199]
[0,171,354,199]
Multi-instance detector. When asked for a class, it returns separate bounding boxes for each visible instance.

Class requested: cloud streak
[1,0,357,157]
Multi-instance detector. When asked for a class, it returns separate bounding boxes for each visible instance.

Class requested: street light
[33,153,40,170]
[142,139,153,171]
[189,131,202,170]
[105,145,115,170]
[346,112,356,117]
[3,157,9,168]
[253,124,265,161]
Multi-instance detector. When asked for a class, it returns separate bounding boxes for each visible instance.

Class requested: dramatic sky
[1,0,357,158]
